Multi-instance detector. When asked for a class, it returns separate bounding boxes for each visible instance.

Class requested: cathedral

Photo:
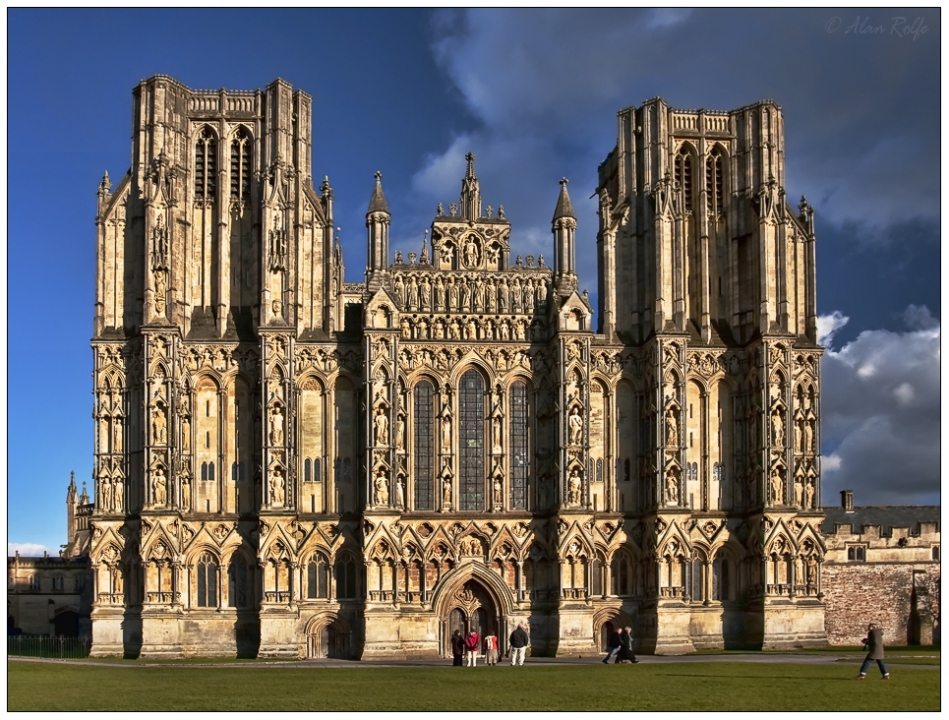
[86,76,826,659]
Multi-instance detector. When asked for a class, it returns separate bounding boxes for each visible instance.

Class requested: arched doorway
[306,616,351,659]
[443,580,498,655]
[600,621,615,652]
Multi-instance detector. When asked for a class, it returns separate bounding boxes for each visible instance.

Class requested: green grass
[8,660,939,711]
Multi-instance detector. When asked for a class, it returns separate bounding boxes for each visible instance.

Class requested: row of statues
[399,314,541,342]
[392,273,548,315]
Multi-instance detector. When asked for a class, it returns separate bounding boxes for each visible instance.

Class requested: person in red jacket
[464,629,481,667]
[483,631,499,666]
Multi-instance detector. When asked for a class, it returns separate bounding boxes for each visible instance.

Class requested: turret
[552,178,577,292]
[366,171,390,290]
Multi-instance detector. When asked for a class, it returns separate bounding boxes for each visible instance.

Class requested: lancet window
[509,381,529,510]
[413,380,435,510]
[194,127,217,200]
[459,370,485,511]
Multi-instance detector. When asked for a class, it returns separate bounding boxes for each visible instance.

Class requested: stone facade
[821,491,940,646]
[84,75,829,659]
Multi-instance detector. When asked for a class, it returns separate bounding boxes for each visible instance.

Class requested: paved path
[9,653,939,670]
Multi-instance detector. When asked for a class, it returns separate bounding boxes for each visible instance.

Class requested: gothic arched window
[228,555,249,608]
[413,380,435,510]
[307,556,329,599]
[229,127,251,202]
[196,552,218,607]
[509,381,529,510]
[195,127,217,200]
[459,369,486,511]
[706,146,725,214]
[674,148,693,211]
[335,556,357,599]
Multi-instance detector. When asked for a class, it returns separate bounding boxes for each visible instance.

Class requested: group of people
[602,626,639,664]
[450,623,530,667]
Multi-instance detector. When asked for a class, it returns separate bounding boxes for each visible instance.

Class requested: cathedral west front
[86,76,827,658]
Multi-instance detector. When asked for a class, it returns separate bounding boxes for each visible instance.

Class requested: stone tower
[596,99,824,651]
[86,77,826,659]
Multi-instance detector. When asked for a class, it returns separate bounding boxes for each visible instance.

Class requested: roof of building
[821,505,940,535]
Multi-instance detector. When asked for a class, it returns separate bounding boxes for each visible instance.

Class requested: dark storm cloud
[415,9,938,252]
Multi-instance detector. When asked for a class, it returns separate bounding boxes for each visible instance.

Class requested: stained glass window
[414,381,435,510]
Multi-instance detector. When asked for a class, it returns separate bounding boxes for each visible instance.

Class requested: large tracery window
[509,381,529,510]
[706,146,725,214]
[307,556,329,599]
[413,380,435,510]
[459,369,485,511]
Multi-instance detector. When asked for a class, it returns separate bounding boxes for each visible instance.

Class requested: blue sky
[7,8,941,554]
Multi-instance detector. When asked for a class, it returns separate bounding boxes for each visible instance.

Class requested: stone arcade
[87,76,826,658]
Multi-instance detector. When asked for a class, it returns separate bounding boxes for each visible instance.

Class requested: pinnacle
[368,171,389,214]
[552,177,576,221]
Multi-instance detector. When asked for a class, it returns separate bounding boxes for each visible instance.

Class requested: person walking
[856,623,889,680]
[615,626,639,664]
[602,628,623,664]
[465,629,481,667]
[509,623,529,666]
[450,629,465,667]
[483,631,499,666]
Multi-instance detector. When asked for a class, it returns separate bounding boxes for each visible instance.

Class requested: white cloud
[820,306,940,505]
[817,310,849,349]
[9,542,55,557]
[644,8,693,30]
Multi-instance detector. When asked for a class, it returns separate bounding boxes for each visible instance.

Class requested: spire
[80,481,89,504]
[368,170,389,214]
[67,471,77,502]
[552,177,576,221]
[460,152,481,220]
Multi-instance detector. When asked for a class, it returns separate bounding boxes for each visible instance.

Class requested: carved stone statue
[181,476,191,512]
[271,468,285,505]
[395,478,404,509]
[396,416,405,451]
[100,476,112,512]
[568,407,583,446]
[493,416,503,453]
[113,475,124,512]
[794,477,804,507]
[665,407,678,447]
[464,237,480,267]
[804,479,816,509]
[374,471,389,506]
[270,405,284,446]
[152,405,167,445]
[442,475,452,510]
[771,468,784,505]
[181,416,191,453]
[152,468,167,506]
[664,468,679,505]
[374,408,389,447]
[568,469,582,506]
[441,416,452,452]
[772,409,785,447]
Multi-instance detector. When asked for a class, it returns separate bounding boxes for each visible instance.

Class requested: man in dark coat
[509,623,529,666]
[857,623,889,679]
[615,625,639,664]
[602,629,623,664]
[450,629,465,666]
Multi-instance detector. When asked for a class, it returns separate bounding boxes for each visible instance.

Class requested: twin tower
[88,76,825,659]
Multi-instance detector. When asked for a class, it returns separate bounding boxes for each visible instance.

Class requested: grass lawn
[8,660,939,711]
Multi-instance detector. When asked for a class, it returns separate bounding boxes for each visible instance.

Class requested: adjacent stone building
[822,490,940,647]
[83,75,831,658]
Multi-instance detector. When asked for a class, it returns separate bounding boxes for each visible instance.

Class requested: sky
[7,8,942,554]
